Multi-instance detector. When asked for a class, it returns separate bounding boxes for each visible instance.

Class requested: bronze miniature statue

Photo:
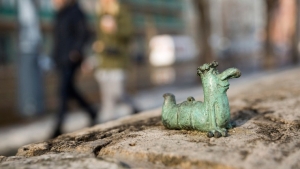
[162,61,241,138]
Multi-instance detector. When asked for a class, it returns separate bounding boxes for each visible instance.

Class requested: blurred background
[0,0,299,156]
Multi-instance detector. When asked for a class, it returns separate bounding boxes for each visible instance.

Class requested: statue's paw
[226,122,233,129]
[207,128,228,138]
[229,121,237,128]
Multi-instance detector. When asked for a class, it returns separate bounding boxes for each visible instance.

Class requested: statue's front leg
[207,128,227,138]
[226,122,233,129]
[206,103,228,138]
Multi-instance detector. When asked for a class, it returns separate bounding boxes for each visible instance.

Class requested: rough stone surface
[0,152,129,169]
[1,68,300,169]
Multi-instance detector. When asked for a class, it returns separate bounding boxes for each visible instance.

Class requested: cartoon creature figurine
[162,61,241,138]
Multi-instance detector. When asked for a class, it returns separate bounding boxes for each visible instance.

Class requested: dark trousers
[54,65,96,132]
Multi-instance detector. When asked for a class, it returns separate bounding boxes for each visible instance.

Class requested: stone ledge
[0,152,129,169]
[1,68,300,169]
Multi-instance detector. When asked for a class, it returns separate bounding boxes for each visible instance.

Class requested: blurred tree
[194,0,214,64]
[264,0,279,69]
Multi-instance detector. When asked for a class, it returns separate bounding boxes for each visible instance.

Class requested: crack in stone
[93,140,112,157]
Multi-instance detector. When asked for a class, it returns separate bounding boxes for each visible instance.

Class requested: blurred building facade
[208,0,266,71]
[0,0,57,124]
[206,0,297,70]
[0,0,297,125]
[0,0,194,125]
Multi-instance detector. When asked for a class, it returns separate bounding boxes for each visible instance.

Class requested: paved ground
[0,68,289,157]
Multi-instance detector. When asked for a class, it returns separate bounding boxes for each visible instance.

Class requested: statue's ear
[197,61,219,76]
[197,67,203,76]
[211,61,218,68]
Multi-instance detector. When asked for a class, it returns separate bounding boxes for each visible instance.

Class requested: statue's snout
[219,68,241,80]
[232,69,241,78]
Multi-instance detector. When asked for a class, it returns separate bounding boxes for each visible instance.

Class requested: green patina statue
[162,61,241,138]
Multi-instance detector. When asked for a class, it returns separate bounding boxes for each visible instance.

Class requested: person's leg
[94,70,103,122]
[95,69,115,122]
[52,69,72,138]
[69,67,97,126]
[115,70,139,114]
[112,70,124,100]
[111,70,125,119]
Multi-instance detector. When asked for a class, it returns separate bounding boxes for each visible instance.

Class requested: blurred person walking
[51,0,97,138]
[92,0,137,122]
[17,0,44,116]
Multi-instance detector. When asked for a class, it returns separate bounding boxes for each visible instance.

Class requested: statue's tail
[162,93,177,129]
[163,93,176,105]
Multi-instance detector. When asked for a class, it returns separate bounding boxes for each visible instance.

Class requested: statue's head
[197,61,219,76]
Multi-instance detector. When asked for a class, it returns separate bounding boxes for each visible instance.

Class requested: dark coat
[52,3,89,69]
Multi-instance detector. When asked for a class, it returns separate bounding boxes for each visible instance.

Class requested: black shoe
[132,107,140,114]
[89,110,98,127]
[50,128,62,139]
[89,117,98,127]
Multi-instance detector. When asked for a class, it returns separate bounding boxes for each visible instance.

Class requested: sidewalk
[0,68,286,156]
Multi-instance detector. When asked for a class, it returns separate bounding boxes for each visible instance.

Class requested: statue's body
[162,61,241,138]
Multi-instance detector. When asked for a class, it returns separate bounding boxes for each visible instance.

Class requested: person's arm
[70,11,90,62]
[51,17,60,67]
